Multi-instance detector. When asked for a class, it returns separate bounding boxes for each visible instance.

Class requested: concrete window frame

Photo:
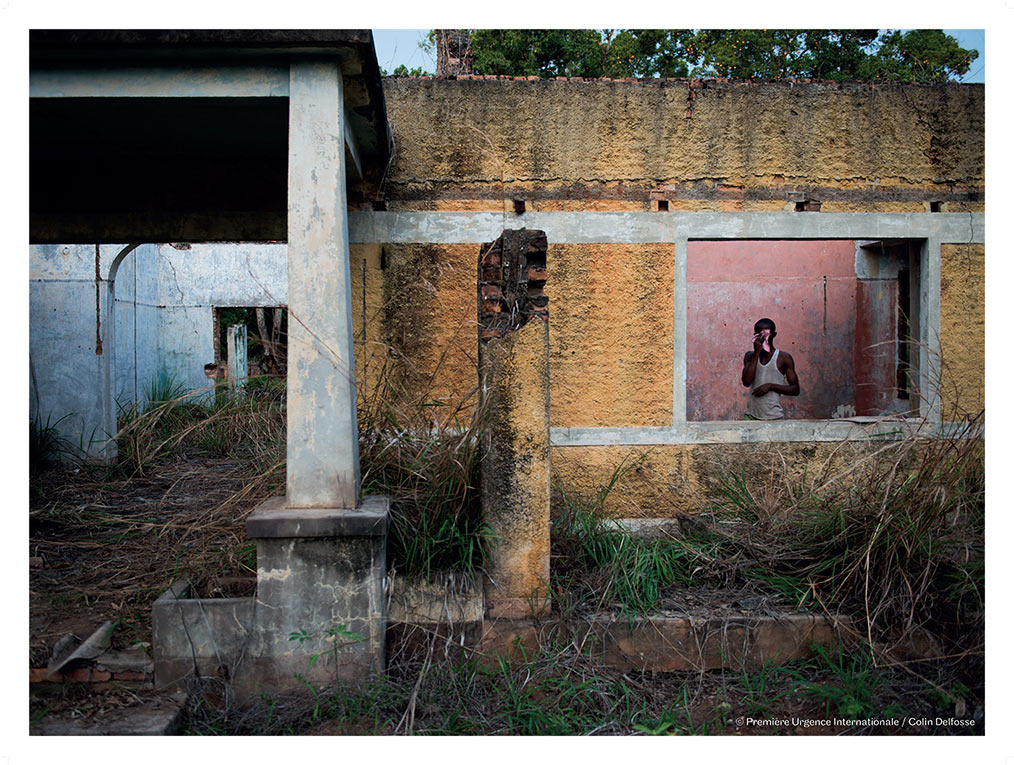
[349,210,984,446]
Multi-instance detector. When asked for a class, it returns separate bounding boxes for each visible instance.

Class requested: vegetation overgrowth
[551,415,984,659]
[414,29,978,83]
[178,636,981,735]
[30,350,984,734]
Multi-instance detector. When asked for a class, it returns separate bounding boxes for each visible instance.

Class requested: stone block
[234,496,390,697]
[151,580,256,691]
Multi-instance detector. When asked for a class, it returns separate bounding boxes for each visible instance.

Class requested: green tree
[382,64,428,77]
[859,29,979,83]
[455,29,977,83]
[470,29,604,78]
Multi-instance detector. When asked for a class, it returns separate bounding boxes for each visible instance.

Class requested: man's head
[753,318,776,338]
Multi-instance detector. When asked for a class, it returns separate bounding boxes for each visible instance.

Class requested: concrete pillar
[478,230,551,618]
[241,60,389,696]
[285,59,360,510]
[226,323,248,393]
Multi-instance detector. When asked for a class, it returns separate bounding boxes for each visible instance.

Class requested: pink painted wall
[687,240,862,420]
[854,279,900,416]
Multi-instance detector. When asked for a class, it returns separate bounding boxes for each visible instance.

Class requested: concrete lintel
[348,211,984,245]
[30,65,290,98]
[246,495,390,538]
[550,419,943,446]
[550,425,675,446]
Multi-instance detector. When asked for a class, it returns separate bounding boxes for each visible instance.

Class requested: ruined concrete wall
[30,245,120,456]
[479,230,551,617]
[552,440,906,518]
[375,78,984,513]
[547,243,674,428]
[113,245,160,405]
[382,78,983,213]
[30,242,290,452]
[376,79,984,417]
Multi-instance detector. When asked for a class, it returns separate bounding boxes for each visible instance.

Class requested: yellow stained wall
[360,79,984,511]
[940,243,985,418]
[382,79,984,213]
[546,243,674,428]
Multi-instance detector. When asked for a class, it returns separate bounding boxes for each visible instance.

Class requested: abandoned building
[29,30,984,696]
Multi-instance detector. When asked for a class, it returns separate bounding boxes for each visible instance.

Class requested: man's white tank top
[746,349,786,420]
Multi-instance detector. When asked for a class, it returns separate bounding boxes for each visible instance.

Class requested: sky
[373,29,986,83]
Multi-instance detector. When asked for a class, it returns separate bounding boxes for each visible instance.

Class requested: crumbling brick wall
[479,229,548,340]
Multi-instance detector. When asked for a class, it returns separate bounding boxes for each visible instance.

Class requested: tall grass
[357,355,492,581]
[552,457,734,614]
[113,354,492,579]
[550,415,984,653]
[30,413,74,473]
[707,417,984,654]
[116,373,286,476]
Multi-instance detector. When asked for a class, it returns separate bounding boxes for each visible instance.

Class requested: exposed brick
[113,671,148,682]
[61,668,112,682]
[478,229,549,342]
[527,267,548,282]
[30,668,56,683]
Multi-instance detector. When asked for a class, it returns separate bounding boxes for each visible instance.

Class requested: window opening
[686,239,921,422]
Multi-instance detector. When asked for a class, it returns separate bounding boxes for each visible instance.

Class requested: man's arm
[742,351,758,386]
[751,351,801,397]
[742,333,765,386]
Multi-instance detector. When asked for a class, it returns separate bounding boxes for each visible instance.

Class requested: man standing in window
[742,318,800,420]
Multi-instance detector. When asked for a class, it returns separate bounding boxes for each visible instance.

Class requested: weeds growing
[550,415,984,660]
[357,355,491,581]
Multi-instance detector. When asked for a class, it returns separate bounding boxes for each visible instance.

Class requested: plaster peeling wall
[940,243,985,418]
[381,79,984,213]
[373,78,984,511]
[30,244,124,457]
[116,243,288,401]
[30,242,290,454]
[374,79,983,429]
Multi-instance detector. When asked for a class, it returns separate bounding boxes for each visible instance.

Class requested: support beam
[348,211,984,245]
[673,239,688,426]
[286,60,360,509]
[30,66,290,98]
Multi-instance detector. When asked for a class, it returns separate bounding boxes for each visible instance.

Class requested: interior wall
[686,240,859,420]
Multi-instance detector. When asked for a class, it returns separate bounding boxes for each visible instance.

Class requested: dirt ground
[29,456,268,668]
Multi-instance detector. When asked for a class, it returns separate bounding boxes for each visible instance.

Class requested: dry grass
[549,409,984,664]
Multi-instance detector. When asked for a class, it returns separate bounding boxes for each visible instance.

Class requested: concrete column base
[237,495,389,697]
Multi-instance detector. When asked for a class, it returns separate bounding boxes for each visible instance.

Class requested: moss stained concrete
[382,78,983,211]
[480,319,551,617]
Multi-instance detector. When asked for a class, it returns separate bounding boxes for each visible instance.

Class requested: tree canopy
[424,29,978,83]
